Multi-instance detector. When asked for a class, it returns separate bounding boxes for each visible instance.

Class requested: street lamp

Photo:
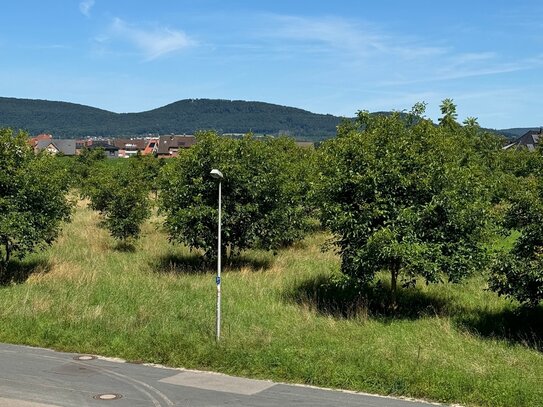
[210,169,223,341]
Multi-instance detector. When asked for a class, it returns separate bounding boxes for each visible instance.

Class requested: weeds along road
[0,343,445,407]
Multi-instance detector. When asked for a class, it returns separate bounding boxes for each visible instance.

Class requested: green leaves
[316,109,495,299]
[438,98,459,130]
[490,254,543,307]
[0,128,72,273]
[83,159,151,243]
[159,132,314,259]
[490,150,543,306]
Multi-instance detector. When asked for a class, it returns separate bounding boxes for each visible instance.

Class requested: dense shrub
[490,148,543,306]
[316,106,496,303]
[0,128,72,273]
[159,132,314,259]
[83,160,151,243]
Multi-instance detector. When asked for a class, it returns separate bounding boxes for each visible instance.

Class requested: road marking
[79,361,174,407]
[159,371,275,395]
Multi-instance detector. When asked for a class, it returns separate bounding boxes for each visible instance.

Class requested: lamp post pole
[216,178,222,341]
[210,169,223,341]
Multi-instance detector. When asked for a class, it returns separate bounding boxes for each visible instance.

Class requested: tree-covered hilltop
[499,127,542,138]
[0,97,345,140]
[0,97,118,138]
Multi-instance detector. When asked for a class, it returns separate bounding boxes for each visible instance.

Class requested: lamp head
[210,169,223,179]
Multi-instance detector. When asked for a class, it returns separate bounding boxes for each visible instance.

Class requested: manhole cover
[93,393,122,401]
[73,355,97,361]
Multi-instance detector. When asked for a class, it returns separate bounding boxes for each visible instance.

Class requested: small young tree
[159,132,313,259]
[489,149,543,306]
[84,161,150,244]
[75,146,106,180]
[130,153,164,198]
[317,107,493,305]
[0,128,72,274]
[463,117,479,127]
[438,98,460,130]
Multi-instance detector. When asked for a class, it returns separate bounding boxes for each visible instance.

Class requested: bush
[316,107,495,304]
[490,149,543,306]
[0,128,72,273]
[83,160,151,243]
[159,132,314,259]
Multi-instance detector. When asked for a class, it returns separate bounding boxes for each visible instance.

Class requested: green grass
[1,202,542,406]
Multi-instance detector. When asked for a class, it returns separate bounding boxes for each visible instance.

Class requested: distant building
[503,128,542,151]
[29,133,53,148]
[142,139,158,155]
[34,139,76,156]
[75,140,88,154]
[113,139,148,158]
[156,135,196,157]
[87,140,119,159]
[114,138,159,158]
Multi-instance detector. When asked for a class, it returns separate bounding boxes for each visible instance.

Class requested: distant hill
[0,96,534,140]
[497,127,542,139]
[0,97,346,140]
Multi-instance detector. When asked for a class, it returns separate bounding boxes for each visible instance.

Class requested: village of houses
[26,127,542,158]
[29,134,200,158]
[29,133,317,158]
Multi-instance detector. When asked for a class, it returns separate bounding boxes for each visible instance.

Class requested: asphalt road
[0,343,445,407]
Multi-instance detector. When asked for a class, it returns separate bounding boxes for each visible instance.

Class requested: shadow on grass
[289,274,543,350]
[113,241,136,253]
[224,254,273,271]
[0,258,52,286]
[455,305,543,351]
[153,252,273,275]
[153,252,213,274]
[287,274,450,320]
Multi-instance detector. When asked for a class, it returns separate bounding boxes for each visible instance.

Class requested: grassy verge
[0,202,542,406]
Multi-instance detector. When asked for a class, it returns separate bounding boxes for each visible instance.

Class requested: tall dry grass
[0,202,542,407]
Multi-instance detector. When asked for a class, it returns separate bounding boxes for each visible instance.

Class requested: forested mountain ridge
[0,96,531,140]
[0,97,345,140]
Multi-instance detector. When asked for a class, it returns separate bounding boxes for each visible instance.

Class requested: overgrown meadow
[0,203,542,407]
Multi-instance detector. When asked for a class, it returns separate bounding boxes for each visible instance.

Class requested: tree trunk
[390,265,399,311]
[0,237,10,275]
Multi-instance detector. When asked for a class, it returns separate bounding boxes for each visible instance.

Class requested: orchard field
[1,102,542,406]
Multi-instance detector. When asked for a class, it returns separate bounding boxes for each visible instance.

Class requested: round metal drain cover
[93,393,122,401]
[73,355,96,361]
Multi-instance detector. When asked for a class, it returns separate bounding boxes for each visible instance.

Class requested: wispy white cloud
[378,53,543,86]
[270,16,378,53]
[266,15,447,61]
[79,0,95,17]
[262,14,543,87]
[105,18,196,61]
[241,13,543,127]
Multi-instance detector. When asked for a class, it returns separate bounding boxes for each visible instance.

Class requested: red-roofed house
[29,133,52,148]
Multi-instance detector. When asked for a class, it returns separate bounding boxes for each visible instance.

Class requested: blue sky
[0,0,542,129]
